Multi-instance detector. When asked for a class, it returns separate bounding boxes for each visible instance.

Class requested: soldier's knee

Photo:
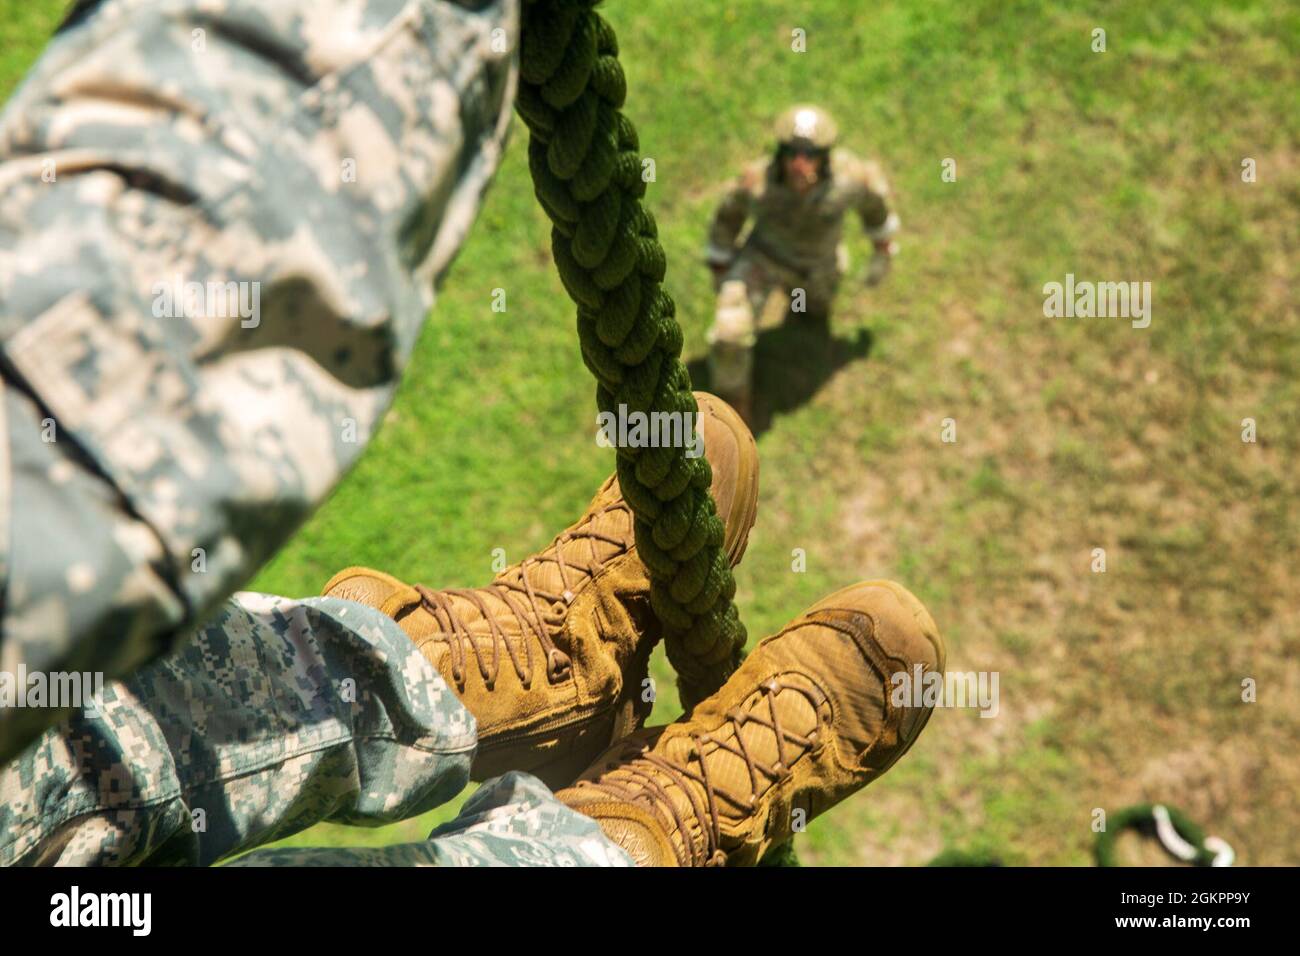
[710,279,757,349]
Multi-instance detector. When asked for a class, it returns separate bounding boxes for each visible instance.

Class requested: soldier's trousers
[707,242,845,396]
[0,592,632,867]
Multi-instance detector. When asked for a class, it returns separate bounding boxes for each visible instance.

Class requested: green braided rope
[1094,803,1217,867]
[517,0,746,710]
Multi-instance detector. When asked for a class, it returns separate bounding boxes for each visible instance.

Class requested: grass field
[3,0,1296,865]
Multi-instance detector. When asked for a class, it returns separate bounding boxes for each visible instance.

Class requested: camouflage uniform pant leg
[708,245,845,394]
[228,771,634,867]
[798,255,844,320]
[707,249,782,396]
[0,593,478,866]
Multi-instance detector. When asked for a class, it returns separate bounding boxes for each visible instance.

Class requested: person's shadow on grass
[687,312,874,437]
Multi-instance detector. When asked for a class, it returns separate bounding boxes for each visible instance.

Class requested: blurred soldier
[705,105,900,421]
[0,1,942,867]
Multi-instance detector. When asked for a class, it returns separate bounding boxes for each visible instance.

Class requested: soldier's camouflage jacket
[0,0,519,763]
[706,148,898,275]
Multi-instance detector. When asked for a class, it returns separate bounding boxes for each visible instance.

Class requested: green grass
[3,0,1297,865]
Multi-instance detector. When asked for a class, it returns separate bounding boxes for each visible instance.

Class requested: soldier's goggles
[779,143,830,161]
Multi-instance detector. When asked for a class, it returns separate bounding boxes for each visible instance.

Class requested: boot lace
[582,678,825,866]
[413,500,632,692]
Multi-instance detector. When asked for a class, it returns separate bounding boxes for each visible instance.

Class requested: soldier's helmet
[773,105,839,151]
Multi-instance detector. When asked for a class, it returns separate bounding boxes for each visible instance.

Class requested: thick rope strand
[517,0,745,709]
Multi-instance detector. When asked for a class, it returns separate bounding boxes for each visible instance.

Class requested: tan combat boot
[555,580,945,865]
[322,393,758,789]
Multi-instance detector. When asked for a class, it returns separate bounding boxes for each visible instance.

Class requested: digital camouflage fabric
[0,0,638,869]
[0,592,630,866]
[0,0,517,762]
